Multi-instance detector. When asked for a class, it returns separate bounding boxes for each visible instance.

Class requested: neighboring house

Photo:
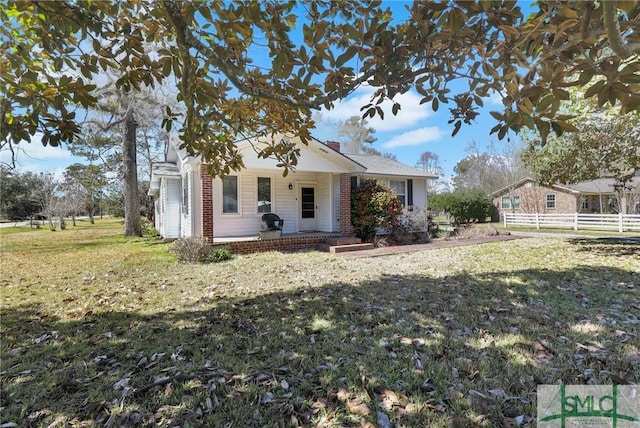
[491,177,640,218]
[149,134,437,241]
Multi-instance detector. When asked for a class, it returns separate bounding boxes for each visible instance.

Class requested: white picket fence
[503,213,640,232]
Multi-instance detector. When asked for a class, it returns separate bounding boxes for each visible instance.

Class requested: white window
[222,176,239,214]
[502,196,520,209]
[502,196,511,209]
[389,180,406,206]
[512,196,520,209]
[581,195,589,210]
[546,193,556,209]
[257,177,272,213]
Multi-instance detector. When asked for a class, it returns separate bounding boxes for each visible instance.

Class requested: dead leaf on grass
[348,400,371,416]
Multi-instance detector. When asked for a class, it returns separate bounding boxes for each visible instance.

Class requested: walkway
[338,235,524,258]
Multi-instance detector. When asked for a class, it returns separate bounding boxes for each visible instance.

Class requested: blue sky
[314,81,510,180]
[1,1,532,180]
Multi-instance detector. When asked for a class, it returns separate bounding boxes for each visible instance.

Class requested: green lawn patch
[1,222,638,427]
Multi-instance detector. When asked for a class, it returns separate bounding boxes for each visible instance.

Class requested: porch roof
[148,162,180,196]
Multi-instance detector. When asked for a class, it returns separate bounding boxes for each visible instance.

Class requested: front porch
[211,231,350,254]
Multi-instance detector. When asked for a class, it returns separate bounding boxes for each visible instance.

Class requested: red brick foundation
[211,234,344,255]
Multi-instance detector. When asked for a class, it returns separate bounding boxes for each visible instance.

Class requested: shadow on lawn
[2,265,639,427]
[568,237,640,258]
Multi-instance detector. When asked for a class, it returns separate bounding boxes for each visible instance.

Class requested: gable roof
[490,177,579,197]
[345,154,438,179]
[490,176,638,198]
[235,133,366,173]
[565,177,638,193]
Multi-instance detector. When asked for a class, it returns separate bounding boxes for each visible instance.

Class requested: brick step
[324,237,362,246]
[318,243,375,253]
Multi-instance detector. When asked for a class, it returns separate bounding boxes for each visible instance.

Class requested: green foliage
[0,167,44,220]
[351,179,402,242]
[210,248,232,263]
[141,217,158,238]
[429,189,494,224]
[522,87,640,188]
[2,1,639,177]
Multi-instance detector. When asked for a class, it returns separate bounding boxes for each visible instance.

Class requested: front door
[298,185,317,231]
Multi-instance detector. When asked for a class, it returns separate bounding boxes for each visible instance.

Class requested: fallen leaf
[377,411,392,428]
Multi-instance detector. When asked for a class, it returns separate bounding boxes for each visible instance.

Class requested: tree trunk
[123,109,142,237]
[88,192,95,224]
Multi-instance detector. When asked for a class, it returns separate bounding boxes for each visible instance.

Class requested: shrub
[141,217,159,237]
[210,248,232,262]
[351,179,403,242]
[171,237,212,263]
[429,189,493,224]
[389,208,432,245]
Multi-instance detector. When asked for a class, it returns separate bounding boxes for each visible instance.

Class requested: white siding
[180,172,191,238]
[239,136,354,174]
[412,179,428,209]
[190,169,201,238]
[317,177,331,232]
[332,174,341,232]
[155,184,165,236]
[211,169,336,237]
[164,178,181,238]
[178,162,198,238]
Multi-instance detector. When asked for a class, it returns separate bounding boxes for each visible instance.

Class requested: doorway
[298,185,317,231]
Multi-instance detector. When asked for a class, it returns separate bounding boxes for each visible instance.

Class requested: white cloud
[382,127,446,148]
[1,133,78,173]
[488,89,503,106]
[320,86,434,132]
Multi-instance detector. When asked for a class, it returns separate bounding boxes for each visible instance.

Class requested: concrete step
[318,243,375,253]
[324,237,362,246]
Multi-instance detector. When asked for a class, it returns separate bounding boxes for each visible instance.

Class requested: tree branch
[160,0,389,109]
[603,0,640,59]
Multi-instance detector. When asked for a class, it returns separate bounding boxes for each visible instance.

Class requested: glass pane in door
[301,187,315,219]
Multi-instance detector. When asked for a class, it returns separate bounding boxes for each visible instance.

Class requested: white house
[149,134,437,245]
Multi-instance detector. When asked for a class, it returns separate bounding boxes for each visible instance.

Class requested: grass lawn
[1,219,639,427]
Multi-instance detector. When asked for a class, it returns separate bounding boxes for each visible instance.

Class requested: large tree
[522,87,640,189]
[452,140,529,193]
[336,116,377,154]
[2,1,639,177]
[68,75,172,235]
[0,167,45,221]
[63,163,106,225]
[415,151,448,193]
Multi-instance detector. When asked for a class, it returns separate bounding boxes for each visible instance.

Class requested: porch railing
[503,213,640,232]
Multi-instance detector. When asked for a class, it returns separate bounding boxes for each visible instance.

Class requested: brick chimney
[326,141,341,153]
